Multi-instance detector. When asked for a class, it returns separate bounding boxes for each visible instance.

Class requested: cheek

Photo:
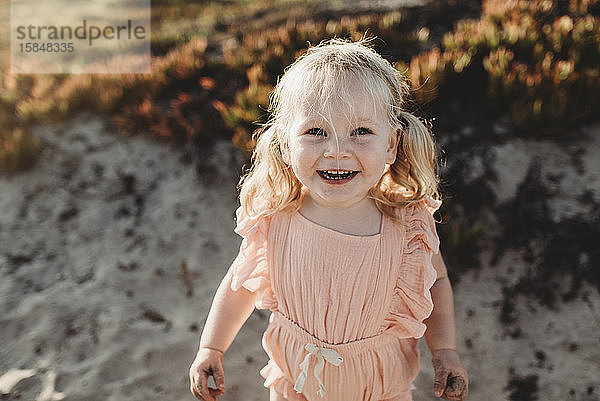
[359,145,393,177]
[288,149,317,187]
[290,142,319,165]
[354,141,384,160]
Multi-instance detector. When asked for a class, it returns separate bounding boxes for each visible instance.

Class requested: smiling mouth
[316,170,360,180]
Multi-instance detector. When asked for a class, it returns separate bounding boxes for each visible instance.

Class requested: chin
[314,193,366,208]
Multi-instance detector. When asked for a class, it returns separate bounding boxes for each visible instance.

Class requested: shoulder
[234,200,297,238]
[406,196,442,217]
[398,196,441,254]
[234,200,273,237]
[386,196,441,223]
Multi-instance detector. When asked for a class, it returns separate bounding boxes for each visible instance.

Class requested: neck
[304,194,377,215]
[299,189,381,232]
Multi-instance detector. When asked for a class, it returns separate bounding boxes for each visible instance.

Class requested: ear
[281,142,290,165]
[385,128,400,165]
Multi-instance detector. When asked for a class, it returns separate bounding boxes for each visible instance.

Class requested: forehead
[293,73,390,124]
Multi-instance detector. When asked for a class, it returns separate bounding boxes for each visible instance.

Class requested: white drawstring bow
[293,343,343,397]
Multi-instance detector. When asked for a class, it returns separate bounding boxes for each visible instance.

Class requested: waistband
[271,309,396,357]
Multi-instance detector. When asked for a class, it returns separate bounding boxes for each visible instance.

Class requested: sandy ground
[1,112,599,401]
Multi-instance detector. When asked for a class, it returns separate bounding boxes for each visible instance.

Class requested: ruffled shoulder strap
[406,197,441,254]
[228,200,278,310]
[382,197,441,338]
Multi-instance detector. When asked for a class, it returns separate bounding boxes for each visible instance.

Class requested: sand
[1,112,599,401]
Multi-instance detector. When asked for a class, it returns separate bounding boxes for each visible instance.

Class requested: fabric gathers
[229,197,442,401]
[293,344,344,397]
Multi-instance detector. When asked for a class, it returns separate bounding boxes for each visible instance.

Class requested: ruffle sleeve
[384,197,441,338]
[229,202,278,310]
[260,360,306,401]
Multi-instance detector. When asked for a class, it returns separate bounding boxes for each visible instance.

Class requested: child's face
[283,82,398,209]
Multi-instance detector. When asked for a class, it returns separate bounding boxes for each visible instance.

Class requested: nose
[323,138,351,159]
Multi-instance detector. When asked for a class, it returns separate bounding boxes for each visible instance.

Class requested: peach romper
[229,198,441,401]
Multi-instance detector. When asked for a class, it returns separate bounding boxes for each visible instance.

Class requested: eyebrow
[299,116,377,126]
[351,117,376,125]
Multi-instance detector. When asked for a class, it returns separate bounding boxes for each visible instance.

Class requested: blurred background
[1,0,599,400]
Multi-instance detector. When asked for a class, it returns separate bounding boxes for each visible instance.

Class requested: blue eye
[305,128,326,137]
[352,127,374,136]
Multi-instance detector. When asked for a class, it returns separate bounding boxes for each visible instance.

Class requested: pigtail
[388,110,439,202]
[239,38,441,222]
[238,124,302,217]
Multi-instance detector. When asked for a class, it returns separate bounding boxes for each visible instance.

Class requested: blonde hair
[238,37,440,221]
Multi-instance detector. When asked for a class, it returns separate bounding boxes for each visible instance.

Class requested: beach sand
[1,112,599,400]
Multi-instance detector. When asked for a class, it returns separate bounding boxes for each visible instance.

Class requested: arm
[423,253,456,352]
[198,266,258,353]
[189,267,257,401]
[423,252,469,400]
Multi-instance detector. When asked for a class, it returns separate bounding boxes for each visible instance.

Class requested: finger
[433,373,448,398]
[207,377,223,398]
[211,365,225,395]
[208,387,223,398]
[445,375,468,400]
[433,360,448,397]
[198,372,216,401]
[441,376,465,400]
[190,375,204,400]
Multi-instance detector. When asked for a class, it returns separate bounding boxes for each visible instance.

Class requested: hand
[189,347,226,401]
[431,349,468,400]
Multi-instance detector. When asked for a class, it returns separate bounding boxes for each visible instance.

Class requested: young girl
[189,38,468,401]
